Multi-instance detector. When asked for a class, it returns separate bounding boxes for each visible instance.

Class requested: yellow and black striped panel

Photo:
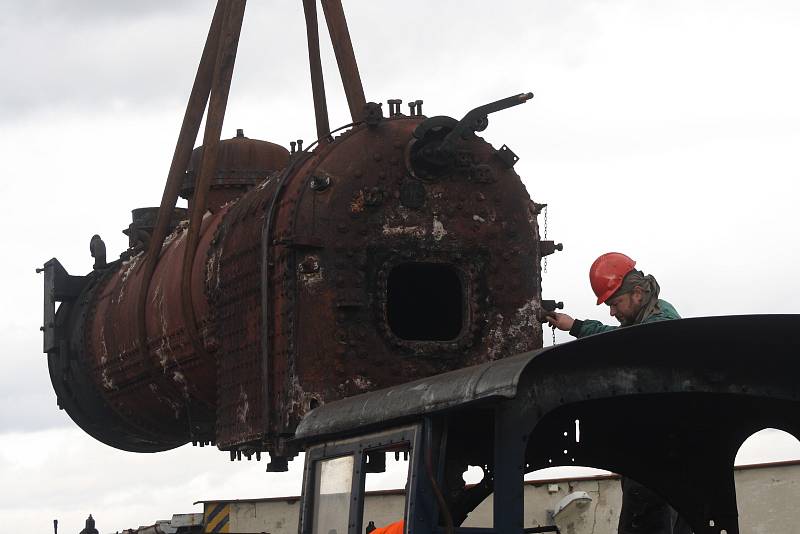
[204,502,231,533]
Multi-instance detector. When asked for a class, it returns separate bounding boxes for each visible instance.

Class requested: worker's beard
[618,312,637,327]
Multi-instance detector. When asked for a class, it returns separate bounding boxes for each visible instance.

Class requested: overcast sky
[2,1,800,532]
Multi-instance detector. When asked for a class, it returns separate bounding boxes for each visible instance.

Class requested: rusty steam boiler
[40,0,561,468]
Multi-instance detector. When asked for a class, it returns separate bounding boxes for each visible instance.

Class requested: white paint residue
[432,216,447,241]
[302,267,324,288]
[236,386,249,424]
[472,214,486,223]
[506,300,539,341]
[383,224,426,238]
[152,284,171,369]
[254,176,273,191]
[486,301,542,359]
[173,371,189,398]
[100,370,113,390]
[287,375,310,418]
[162,223,188,249]
[351,375,373,391]
[167,398,182,419]
[486,313,506,360]
[99,326,108,361]
[219,199,237,211]
[99,327,114,389]
[149,384,181,419]
[206,246,223,292]
[116,251,143,303]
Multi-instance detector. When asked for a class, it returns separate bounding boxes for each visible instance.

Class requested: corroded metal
[44,109,545,459]
[41,0,546,463]
[181,131,290,213]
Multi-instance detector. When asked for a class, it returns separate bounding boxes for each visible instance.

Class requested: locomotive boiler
[40,0,561,468]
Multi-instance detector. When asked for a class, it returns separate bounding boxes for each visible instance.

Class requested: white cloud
[0,428,305,533]
[2,0,800,531]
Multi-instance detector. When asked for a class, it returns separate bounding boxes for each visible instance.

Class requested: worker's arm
[570,319,616,337]
[547,313,616,338]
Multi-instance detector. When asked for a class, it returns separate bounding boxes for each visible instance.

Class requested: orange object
[589,252,636,305]
[371,520,404,534]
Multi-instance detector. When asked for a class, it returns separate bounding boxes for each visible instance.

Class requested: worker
[366,519,404,534]
[546,252,679,336]
[547,252,691,534]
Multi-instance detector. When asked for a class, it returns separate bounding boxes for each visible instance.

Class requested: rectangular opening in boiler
[387,262,463,341]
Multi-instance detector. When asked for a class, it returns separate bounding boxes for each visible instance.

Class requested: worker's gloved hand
[547,312,574,331]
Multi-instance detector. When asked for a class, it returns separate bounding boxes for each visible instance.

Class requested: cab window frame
[300,424,422,534]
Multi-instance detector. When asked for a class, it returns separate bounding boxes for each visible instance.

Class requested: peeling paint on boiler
[237,386,250,425]
[382,224,426,238]
[432,216,447,241]
[206,246,223,292]
[173,371,190,398]
[99,326,115,390]
[116,251,143,303]
[152,284,172,369]
[485,301,541,360]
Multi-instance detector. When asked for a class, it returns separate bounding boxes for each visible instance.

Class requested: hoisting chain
[543,204,556,345]
[543,204,549,273]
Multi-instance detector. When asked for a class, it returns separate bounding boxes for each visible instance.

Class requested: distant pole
[53,519,58,534]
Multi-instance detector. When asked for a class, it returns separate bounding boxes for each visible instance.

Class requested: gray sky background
[2,0,799,532]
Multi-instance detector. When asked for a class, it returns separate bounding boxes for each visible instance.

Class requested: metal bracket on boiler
[37,259,89,353]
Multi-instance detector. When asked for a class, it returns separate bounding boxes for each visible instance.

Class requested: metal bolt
[297,139,304,151]
[290,141,296,154]
[415,100,423,115]
[387,99,402,116]
[236,128,245,138]
[409,101,416,115]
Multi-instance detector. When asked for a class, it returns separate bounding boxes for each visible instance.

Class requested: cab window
[312,455,355,534]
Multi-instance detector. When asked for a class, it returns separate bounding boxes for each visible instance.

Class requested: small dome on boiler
[181,129,290,211]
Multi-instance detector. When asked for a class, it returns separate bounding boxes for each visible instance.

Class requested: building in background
[117,514,203,534]
[180,460,799,534]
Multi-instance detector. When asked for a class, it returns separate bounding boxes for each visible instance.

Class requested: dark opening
[387,262,463,341]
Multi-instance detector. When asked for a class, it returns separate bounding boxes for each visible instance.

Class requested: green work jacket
[569,299,680,338]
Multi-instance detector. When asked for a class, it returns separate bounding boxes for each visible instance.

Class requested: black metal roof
[294,314,800,443]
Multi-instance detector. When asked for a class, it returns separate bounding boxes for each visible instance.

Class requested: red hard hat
[589,252,636,305]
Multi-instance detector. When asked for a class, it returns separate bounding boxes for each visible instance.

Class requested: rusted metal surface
[45,106,545,458]
[41,0,547,463]
[181,130,290,213]
[86,210,223,443]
